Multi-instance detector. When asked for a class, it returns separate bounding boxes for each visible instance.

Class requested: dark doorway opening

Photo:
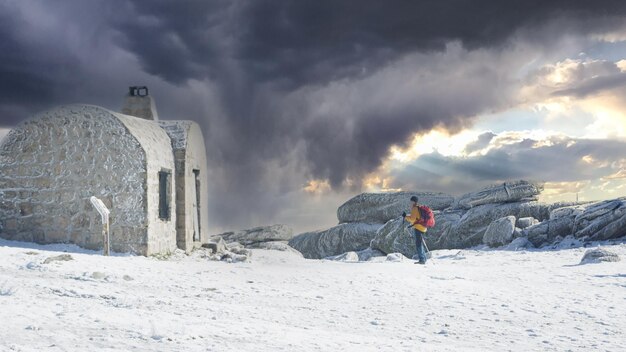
[193,169,201,241]
[158,170,171,221]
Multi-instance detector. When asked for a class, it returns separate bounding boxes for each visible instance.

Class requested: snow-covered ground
[0,239,624,352]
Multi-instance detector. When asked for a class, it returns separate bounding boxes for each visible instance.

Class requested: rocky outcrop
[453,180,544,210]
[294,181,625,259]
[525,198,626,247]
[525,217,576,247]
[580,248,620,264]
[337,192,454,224]
[288,223,381,259]
[370,201,550,255]
[433,202,551,250]
[572,198,626,241]
[216,224,294,246]
[483,216,516,247]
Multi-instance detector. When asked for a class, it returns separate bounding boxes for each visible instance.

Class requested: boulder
[580,248,620,264]
[215,224,294,246]
[203,236,227,254]
[483,216,516,247]
[573,198,626,241]
[43,254,73,264]
[453,180,544,210]
[288,223,382,259]
[433,201,551,250]
[505,237,534,251]
[356,248,385,261]
[324,251,359,262]
[386,253,405,262]
[516,217,538,229]
[337,191,454,224]
[370,218,415,258]
[221,252,249,263]
[549,203,589,220]
[525,216,575,247]
[253,241,303,256]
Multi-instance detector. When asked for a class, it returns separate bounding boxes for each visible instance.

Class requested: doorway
[192,169,201,241]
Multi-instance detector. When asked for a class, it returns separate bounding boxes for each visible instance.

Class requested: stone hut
[0,89,209,255]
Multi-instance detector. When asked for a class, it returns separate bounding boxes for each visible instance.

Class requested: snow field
[0,239,624,351]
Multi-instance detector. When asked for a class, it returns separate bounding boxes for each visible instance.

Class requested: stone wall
[159,121,209,252]
[115,113,176,255]
[0,105,148,252]
[0,104,177,255]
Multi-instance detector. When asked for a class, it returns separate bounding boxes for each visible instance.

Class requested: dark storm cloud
[116,0,626,87]
[390,136,626,195]
[0,5,82,125]
[1,0,626,231]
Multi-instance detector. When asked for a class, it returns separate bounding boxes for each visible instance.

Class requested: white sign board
[90,196,110,223]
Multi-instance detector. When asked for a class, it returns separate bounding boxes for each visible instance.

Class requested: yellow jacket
[405,205,427,232]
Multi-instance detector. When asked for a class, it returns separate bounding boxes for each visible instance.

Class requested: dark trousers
[414,228,427,263]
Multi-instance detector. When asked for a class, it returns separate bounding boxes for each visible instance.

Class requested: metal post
[104,221,110,256]
[90,196,111,256]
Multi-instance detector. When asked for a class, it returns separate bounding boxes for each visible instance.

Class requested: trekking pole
[421,235,435,265]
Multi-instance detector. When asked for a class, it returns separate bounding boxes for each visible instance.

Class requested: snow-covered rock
[453,180,544,210]
[203,236,227,254]
[324,252,359,262]
[526,198,626,247]
[215,224,294,246]
[580,248,621,264]
[336,191,454,224]
[370,218,418,258]
[483,216,516,247]
[370,201,552,254]
[385,253,405,262]
[42,254,73,264]
[573,198,626,241]
[356,248,385,261]
[253,241,303,256]
[201,237,252,262]
[516,217,538,229]
[288,223,382,259]
[549,204,588,220]
[525,216,575,248]
[504,237,534,251]
[433,202,550,250]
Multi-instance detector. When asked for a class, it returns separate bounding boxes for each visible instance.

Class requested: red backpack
[418,205,436,228]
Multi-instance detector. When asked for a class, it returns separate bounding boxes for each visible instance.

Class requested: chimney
[121,86,159,121]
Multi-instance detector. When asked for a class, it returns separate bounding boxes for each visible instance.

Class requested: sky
[0,0,625,234]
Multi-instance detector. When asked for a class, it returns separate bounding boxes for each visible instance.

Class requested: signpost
[90,196,110,256]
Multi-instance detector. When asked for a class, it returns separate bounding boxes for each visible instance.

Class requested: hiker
[403,195,428,264]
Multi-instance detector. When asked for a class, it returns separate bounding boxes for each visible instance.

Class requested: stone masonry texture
[0,104,178,255]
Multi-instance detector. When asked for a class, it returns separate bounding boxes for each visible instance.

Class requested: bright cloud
[363,127,626,201]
